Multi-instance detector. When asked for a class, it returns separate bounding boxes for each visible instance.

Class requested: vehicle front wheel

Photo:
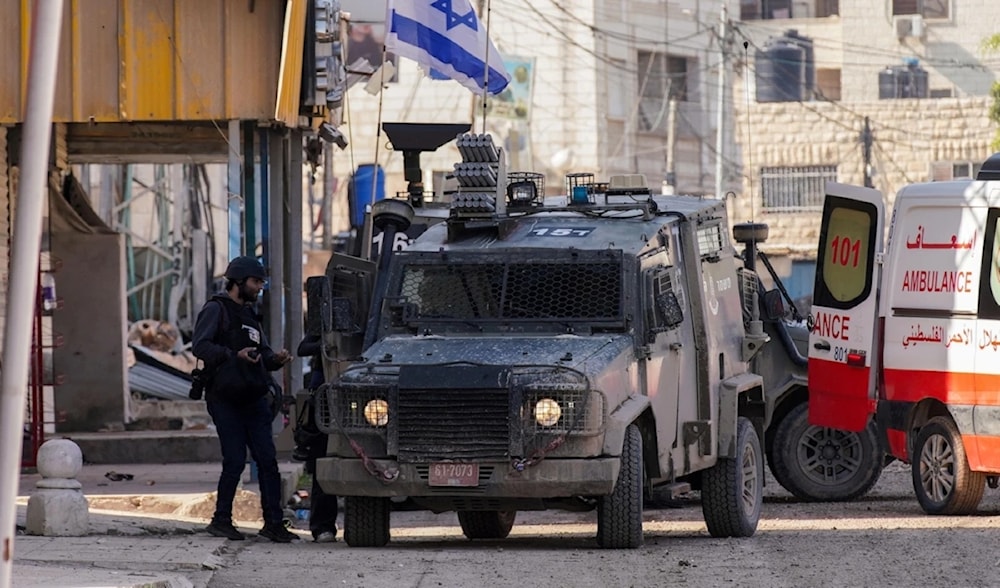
[458,510,516,539]
[911,416,985,515]
[343,496,391,547]
[596,423,643,548]
[701,417,762,538]
[770,403,883,501]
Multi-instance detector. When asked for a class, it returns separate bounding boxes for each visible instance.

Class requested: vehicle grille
[393,388,511,462]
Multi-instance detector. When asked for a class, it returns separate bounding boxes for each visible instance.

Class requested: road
[206,462,1000,588]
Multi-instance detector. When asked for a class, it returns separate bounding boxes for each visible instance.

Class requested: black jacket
[191,293,284,372]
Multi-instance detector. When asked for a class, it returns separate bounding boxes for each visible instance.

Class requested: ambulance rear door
[808,182,885,432]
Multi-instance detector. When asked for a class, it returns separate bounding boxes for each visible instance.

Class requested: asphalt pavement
[15,461,307,588]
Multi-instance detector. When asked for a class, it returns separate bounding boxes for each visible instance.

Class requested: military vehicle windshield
[384,249,626,331]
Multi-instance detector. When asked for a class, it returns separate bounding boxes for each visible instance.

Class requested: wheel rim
[796,425,864,486]
[740,441,759,514]
[919,432,956,503]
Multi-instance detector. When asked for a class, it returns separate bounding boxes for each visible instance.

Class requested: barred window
[697,224,726,258]
[760,165,837,212]
[390,251,625,325]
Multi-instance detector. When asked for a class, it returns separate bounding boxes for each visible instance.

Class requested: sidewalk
[15,461,306,588]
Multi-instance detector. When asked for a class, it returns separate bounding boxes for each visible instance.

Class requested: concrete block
[26,439,89,536]
[26,489,90,536]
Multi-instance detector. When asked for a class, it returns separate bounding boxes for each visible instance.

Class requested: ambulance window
[977,209,1000,319]
[814,197,877,309]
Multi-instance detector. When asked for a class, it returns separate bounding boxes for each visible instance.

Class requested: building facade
[332,0,998,301]
[732,0,998,296]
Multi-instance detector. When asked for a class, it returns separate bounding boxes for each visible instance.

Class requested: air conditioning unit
[894,14,925,40]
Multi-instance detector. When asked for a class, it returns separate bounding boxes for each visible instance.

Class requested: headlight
[534,398,561,427]
[363,399,389,427]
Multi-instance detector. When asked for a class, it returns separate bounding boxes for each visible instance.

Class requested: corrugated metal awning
[275,0,308,127]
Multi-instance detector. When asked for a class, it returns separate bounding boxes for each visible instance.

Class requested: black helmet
[224,256,266,281]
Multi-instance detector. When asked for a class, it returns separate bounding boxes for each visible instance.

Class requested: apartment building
[732,0,998,296]
[331,0,728,219]
[329,0,996,299]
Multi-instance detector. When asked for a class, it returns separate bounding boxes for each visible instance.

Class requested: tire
[343,496,391,547]
[457,510,516,539]
[911,416,985,515]
[701,417,762,538]
[770,403,883,501]
[596,424,644,549]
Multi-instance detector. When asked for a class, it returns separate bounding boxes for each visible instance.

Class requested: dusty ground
[181,461,1000,588]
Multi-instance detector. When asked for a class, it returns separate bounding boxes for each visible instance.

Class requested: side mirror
[305,276,333,336]
[761,289,785,321]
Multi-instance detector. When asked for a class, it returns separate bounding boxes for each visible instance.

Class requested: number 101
[830,236,861,268]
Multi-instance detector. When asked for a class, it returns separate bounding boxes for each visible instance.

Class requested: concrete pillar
[26,439,89,536]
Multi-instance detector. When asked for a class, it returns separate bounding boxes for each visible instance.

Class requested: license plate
[428,462,479,487]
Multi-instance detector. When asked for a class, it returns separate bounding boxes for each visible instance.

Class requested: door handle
[813,340,831,351]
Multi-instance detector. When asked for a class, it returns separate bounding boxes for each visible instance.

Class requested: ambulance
[808,154,1000,515]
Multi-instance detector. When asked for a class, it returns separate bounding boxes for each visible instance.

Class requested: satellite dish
[549,148,575,172]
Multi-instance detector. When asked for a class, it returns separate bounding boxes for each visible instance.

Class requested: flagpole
[372,44,389,213]
[480,0,492,134]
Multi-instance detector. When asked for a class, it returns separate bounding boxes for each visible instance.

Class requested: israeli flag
[386,0,511,95]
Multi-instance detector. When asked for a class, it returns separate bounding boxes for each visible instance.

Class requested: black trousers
[308,447,339,538]
[208,395,283,525]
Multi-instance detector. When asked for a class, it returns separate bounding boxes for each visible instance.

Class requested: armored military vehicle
[303,135,882,548]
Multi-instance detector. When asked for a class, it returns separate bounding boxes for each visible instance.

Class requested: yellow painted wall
[0,0,286,123]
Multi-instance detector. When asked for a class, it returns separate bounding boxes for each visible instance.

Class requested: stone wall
[731,96,994,257]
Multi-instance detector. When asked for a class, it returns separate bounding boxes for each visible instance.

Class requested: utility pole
[714,5,728,200]
[663,96,678,195]
[0,2,64,587]
[861,116,874,188]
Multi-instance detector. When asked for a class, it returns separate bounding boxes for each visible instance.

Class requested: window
[977,209,1000,319]
[697,224,727,259]
[892,0,949,19]
[637,51,690,133]
[761,166,837,212]
[740,0,838,20]
[930,161,983,181]
[649,269,684,332]
[815,200,877,307]
[816,68,842,101]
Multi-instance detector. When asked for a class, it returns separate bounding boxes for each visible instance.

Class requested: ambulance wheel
[771,403,883,501]
[702,417,762,538]
[458,510,516,539]
[596,424,644,549]
[911,417,985,515]
[343,496,391,547]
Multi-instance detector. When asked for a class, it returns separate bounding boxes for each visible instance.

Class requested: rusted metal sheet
[0,0,287,123]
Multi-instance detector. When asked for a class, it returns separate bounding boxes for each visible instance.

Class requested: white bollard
[25,439,89,536]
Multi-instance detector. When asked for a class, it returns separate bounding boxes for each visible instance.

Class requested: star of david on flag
[385,0,511,95]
